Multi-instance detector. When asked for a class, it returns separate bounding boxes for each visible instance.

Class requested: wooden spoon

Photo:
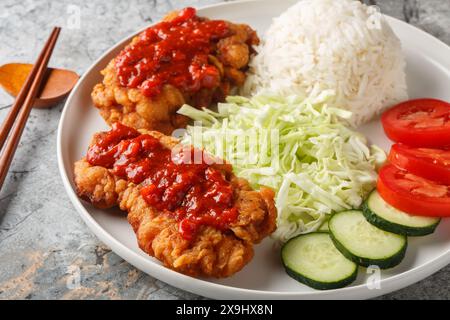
[0,63,79,108]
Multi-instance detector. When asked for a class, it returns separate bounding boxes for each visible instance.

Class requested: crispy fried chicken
[91,8,259,134]
[74,125,276,277]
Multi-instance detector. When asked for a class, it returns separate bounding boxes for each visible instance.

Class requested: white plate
[57,0,450,299]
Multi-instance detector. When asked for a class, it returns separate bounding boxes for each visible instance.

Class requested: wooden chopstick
[0,27,61,190]
[0,27,60,150]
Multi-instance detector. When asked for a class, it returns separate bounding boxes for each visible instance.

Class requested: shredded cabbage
[177,92,386,243]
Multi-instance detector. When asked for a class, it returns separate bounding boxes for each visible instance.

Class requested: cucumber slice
[281,232,358,290]
[363,190,440,236]
[329,210,407,269]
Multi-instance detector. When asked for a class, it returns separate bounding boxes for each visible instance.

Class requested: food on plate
[329,210,407,269]
[72,0,449,292]
[318,218,330,232]
[242,0,407,127]
[381,98,450,148]
[281,232,358,290]
[376,98,450,219]
[73,123,276,277]
[377,164,450,217]
[363,190,440,236]
[388,143,450,184]
[91,7,259,134]
[178,92,386,242]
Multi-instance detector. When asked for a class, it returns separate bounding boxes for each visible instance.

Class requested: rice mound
[242,0,408,127]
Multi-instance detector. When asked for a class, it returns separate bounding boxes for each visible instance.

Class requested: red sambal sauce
[115,7,231,98]
[86,123,238,240]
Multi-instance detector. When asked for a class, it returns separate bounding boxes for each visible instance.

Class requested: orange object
[0,62,78,108]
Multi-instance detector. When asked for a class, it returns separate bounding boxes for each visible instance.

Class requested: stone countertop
[0,0,449,300]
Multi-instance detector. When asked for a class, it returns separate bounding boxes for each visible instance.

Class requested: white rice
[242,0,408,127]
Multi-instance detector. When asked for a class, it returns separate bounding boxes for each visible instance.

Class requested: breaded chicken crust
[92,12,259,135]
[74,130,276,277]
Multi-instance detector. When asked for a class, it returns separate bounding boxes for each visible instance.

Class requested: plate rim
[57,0,450,299]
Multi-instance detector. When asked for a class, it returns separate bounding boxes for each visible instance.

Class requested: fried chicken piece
[74,160,117,209]
[92,74,187,134]
[74,127,276,277]
[91,8,259,135]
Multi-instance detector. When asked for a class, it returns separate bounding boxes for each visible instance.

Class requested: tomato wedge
[388,143,450,184]
[377,164,450,217]
[381,98,450,147]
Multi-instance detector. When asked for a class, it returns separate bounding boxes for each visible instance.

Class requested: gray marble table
[0,0,449,300]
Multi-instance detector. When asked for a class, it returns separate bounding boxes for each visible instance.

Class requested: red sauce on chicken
[115,7,230,98]
[86,123,238,240]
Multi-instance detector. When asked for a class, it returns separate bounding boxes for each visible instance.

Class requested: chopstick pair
[0,27,61,191]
